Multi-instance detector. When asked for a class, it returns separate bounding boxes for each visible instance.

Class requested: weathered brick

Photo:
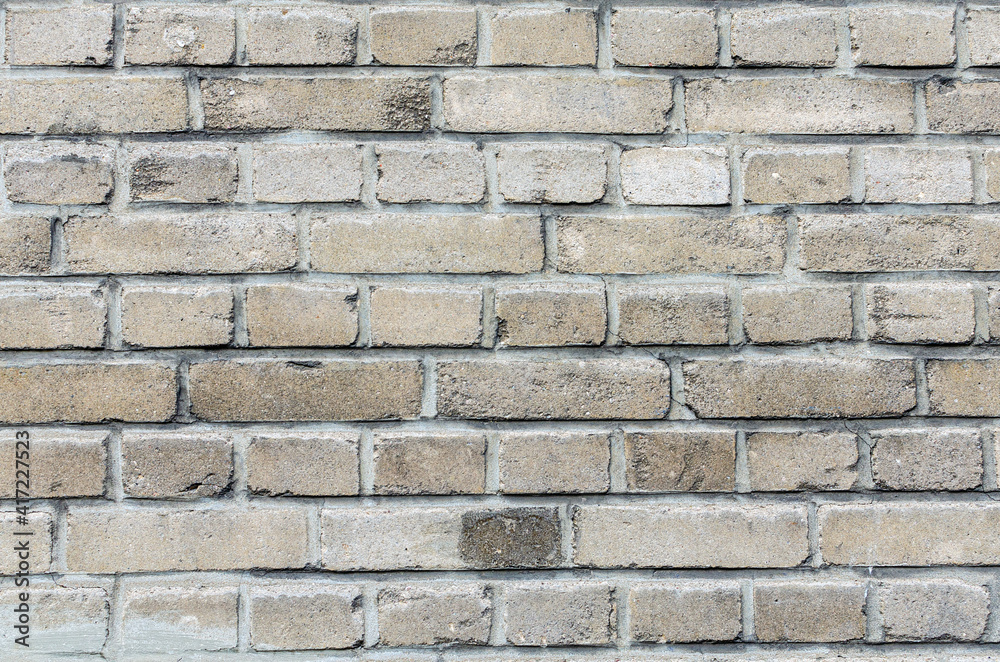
[754,582,866,642]
[121,285,234,348]
[557,214,786,275]
[611,8,717,67]
[574,504,808,568]
[927,80,1000,133]
[490,8,596,66]
[746,431,858,491]
[122,580,237,653]
[850,7,955,66]
[254,143,362,203]
[683,359,916,419]
[866,283,975,344]
[741,146,850,204]
[374,432,485,495]
[369,7,476,66]
[617,284,729,345]
[968,8,1000,66]
[928,359,1000,416]
[5,142,114,204]
[246,283,358,347]
[0,216,50,275]
[129,144,238,203]
[621,147,729,205]
[496,143,607,203]
[498,431,610,494]
[189,359,422,421]
[6,7,113,65]
[370,284,482,347]
[125,7,235,65]
[247,432,359,496]
[245,7,357,66]
[378,584,490,646]
[504,582,613,646]
[0,512,51,573]
[731,7,837,66]
[0,284,105,349]
[0,580,109,654]
[624,431,735,492]
[985,149,1000,201]
[991,288,1000,339]
[879,579,989,642]
[495,281,606,347]
[121,431,233,499]
[742,286,853,344]
[871,428,982,491]
[864,147,972,203]
[377,143,484,203]
[0,429,107,498]
[250,582,362,651]
[629,581,741,643]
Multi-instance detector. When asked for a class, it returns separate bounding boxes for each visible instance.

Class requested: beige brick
[0,580,109,654]
[968,8,1000,66]
[250,582,362,651]
[991,288,1000,339]
[125,6,235,65]
[928,360,1000,416]
[370,284,482,347]
[865,147,972,203]
[246,7,357,65]
[495,281,606,347]
[731,7,837,66]
[189,359,422,422]
[253,143,361,203]
[611,8,717,67]
[746,431,858,491]
[498,431,610,494]
[311,213,543,274]
[0,429,107,499]
[574,504,808,568]
[0,362,177,424]
[505,582,613,646]
[557,214,786,275]
[621,147,729,205]
[247,432,359,497]
[742,147,850,204]
[985,149,1000,201]
[201,76,430,132]
[438,358,670,420]
[624,431,735,492]
[743,286,853,344]
[686,78,914,134]
[496,143,607,203]
[617,284,729,345]
[754,582,866,642]
[121,286,234,348]
[122,580,237,653]
[379,584,490,646]
[927,80,1000,133]
[444,73,673,134]
[629,581,741,643]
[879,579,989,642]
[684,358,916,419]
[0,216,50,275]
[369,7,476,65]
[850,7,955,66]
[0,512,51,574]
[871,428,982,491]
[121,431,233,499]
[6,7,113,65]
[490,8,596,66]
[246,283,358,347]
[129,144,238,203]
[819,502,1000,565]
[866,283,975,344]
[5,142,114,204]
[0,284,105,349]
[374,432,485,495]
[376,143,484,203]
[66,505,309,572]
[64,212,297,275]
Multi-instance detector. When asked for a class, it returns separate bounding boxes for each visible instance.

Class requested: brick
[686,78,914,134]
[369,7,476,65]
[928,359,1000,416]
[189,359,422,422]
[991,288,1000,339]
[443,73,674,134]
[0,580,109,654]
[254,143,362,203]
[247,432,359,496]
[927,80,1000,133]
[742,286,853,344]
[5,142,114,204]
[496,143,607,203]
[617,284,729,345]
[490,8,596,66]
[250,582,362,651]
[498,431,610,494]
[125,7,235,65]
[373,432,485,495]
[64,212,297,275]
[557,214,786,275]
[850,7,955,66]
[504,582,613,646]
[611,8,717,67]
[66,505,309,572]
[864,147,972,203]
[121,285,234,348]
[246,7,357,65]
[311,213,543,274]
[819,502,1000,565]
[376,143,484,203]
[122,580,237,652]
[683,358,916,419]
[746,431,858,491]
[0,284,105,349]
[121,431,233,499]
[866,283,975,344]
[754,582,866,642]
[0,512,51,573]
[985,149,1000,201]
[574,504,808,568]
[624,431,735,492]
[495,281,606,347]
[0,216,50,275]
[0,429,107,498]
[731,7,837,67]
[871,428,981,491]
[246,283,358,347]
[741,146,850,204]
[129,144,238,203]
[438,358,670,420]
[968,8,1000,66]
[621,147,729,205]
[629,581,741,643]
[371,284,482,347]
[378,584,490,646]
[201,76,431,132]
[879,580,989,642]
[6,7,113,65]
[0,362,177,424]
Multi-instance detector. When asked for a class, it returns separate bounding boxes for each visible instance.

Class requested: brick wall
[1,2,998,660]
